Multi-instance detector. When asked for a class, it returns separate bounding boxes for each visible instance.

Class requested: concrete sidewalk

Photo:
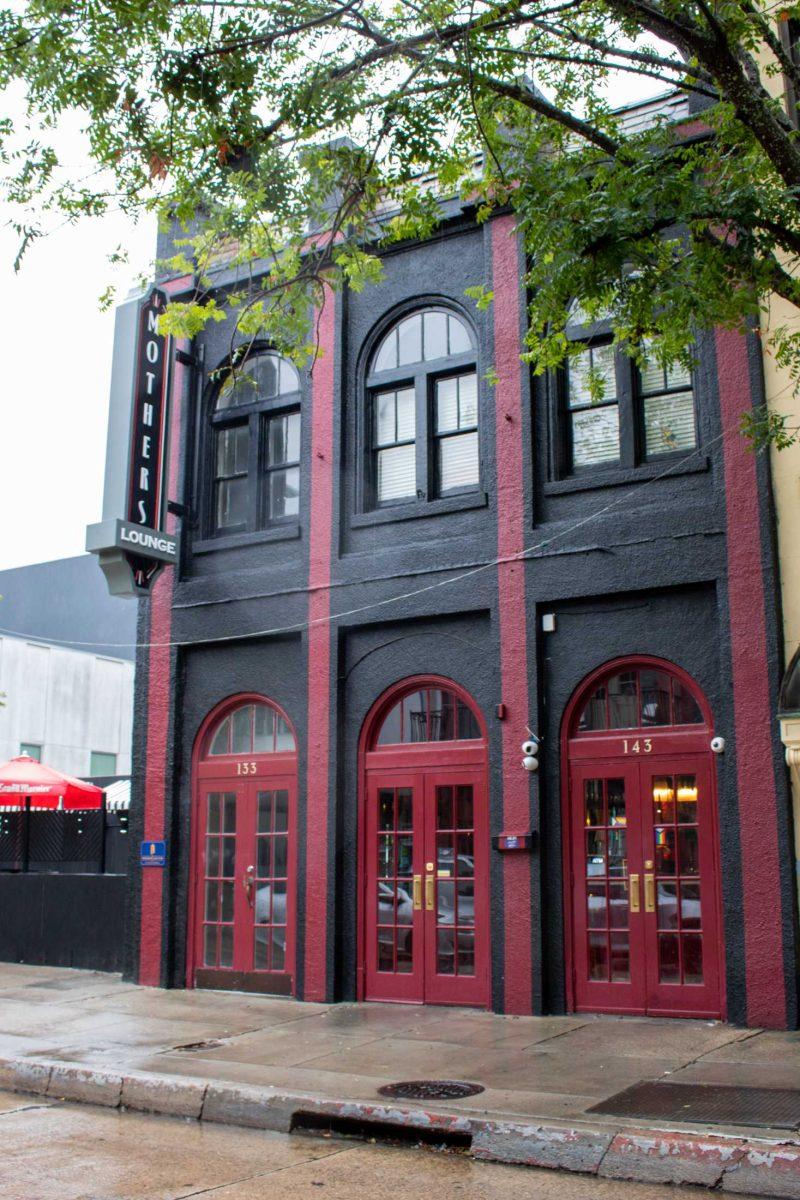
[0,964,798,1196]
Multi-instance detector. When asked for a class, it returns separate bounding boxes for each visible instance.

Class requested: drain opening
[290,1110,472,1150]
[378,1080,484,1101]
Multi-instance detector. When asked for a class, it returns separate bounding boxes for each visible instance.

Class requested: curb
[2,1056,800,1198]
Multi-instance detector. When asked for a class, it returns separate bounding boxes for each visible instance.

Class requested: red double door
[363,766,490,1006]
[192,774,296,994]
[569,755,722,1018]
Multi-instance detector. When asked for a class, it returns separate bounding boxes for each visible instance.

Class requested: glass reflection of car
[254,884,287,957]
[586,882,701,929]
[431,853,475,959]
[377,881,415,957]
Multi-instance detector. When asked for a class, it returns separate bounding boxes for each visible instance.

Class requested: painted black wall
[142,210,799,1023]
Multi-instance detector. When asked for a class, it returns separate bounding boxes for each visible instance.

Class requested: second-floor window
[559,306,697,476]
[210,350,301,535]
[366,307,480,508]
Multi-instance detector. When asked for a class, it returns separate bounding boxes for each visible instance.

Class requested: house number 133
[236,761,257,775]
[623,739,652,754]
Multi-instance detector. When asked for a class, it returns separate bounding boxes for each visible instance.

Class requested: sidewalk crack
[176,1145,351,1198]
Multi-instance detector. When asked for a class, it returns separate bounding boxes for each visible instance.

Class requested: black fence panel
[0,873,126,971]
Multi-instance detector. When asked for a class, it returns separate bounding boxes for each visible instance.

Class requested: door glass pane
[257,837,272,878]
[273,836,288,877]
[377,835,392,877]
[457,932,475,975]
[609,882,628,928]
[396,788,412,830]
[587,881,606,928]
[678,827,699,875]
[676,775,698,823]
[223,794,237,832]
[203,925,217,967]
[254,706,275,753]
[378,791,394,830]
[207,794,221,832]
[220,925,234,968]
[657,881,678,929]
[584,779,603,826]
[610,933,630,981]
[231,706,252,755]
[437,787,453,829]
[456,832,473,861]
[438,880,455,923]
[683,933,704,984]
[396,930,413,973]
[437,929,455,975]
[457,880,474,926]
[456,786,473,829]
[258,792,273,832]
[221,882,234,922]
[588,932,607,980]
[658,932,680,983]
[681,882,702,929]
[222,837,235,876]
[655,827,677,875]
[396,835,413,877]
[652,777,675,824]
[639,670,671,726]
[582,776,630,986]
[673,680,703,725]
[274,790,289,832]
[608,672,638,728]
[204,882,219,923]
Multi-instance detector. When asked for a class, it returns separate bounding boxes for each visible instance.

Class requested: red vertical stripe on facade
[491,215,533,1015]
[305,292,336,1001]
[716,327,786,1028]
[138,283,191,987]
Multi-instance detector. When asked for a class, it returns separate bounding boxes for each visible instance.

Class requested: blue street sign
[140,840,167,867]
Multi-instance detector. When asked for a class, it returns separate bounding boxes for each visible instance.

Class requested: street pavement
[0,964,797,1196]
[0,1089,761,1199]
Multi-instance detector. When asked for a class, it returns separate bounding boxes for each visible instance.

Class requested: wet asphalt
[0,1089,761,1200]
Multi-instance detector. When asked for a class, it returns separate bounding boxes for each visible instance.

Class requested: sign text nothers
[128,288,169,531]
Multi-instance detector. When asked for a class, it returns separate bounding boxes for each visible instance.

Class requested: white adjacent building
[0,555,137,777]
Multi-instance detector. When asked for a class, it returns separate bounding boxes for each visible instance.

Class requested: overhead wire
[0,413,755,654]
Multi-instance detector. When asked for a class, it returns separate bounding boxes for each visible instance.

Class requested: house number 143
[623,739,652,754]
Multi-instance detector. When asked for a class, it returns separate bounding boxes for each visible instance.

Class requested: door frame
[357,675,490,1005]
[560,656,726,1019]
[186,693,299,993]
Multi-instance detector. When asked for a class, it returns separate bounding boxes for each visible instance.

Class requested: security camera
[522,755,539,772]
[710,736,725,754]
[521,740,538,757]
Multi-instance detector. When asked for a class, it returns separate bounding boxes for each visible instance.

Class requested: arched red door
[359,678,490,1008]
[563,658,724,1019]
[189,695,297,994]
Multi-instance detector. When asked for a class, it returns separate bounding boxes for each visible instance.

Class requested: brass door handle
[412,875,422,911]
[629,874,640,914]
[425,875,435,911]
[243,864,255,907]
[644,873,655,913]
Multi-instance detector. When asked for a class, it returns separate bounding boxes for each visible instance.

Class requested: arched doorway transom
[360,676,490,1008]
[562,658,723,1020]
[189,695,297,996]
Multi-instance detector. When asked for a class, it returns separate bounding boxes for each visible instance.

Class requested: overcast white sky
[0,69,663,574]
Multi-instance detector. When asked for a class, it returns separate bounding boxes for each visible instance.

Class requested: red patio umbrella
[0,755,103,811]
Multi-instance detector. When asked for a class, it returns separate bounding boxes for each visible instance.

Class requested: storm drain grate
[589,1081,800,1130]
[378,1080,484,1101]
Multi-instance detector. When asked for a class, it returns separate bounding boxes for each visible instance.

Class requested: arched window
[374,685,482,746]
[210,350,301,535]
[575,665,704,733]
[366,308,479,508]
[207,701,296,755]
[558,304,697,477]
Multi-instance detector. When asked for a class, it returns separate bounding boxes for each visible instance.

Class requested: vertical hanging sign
[86,285,181,597]
[123,287,175,591]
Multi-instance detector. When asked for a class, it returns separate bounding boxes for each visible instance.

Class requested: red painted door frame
[187,696,298,995]
[562,658,725,1020]
[358,677,490,1008]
